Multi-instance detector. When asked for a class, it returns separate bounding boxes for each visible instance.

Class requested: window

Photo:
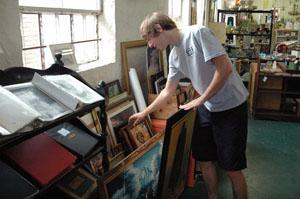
[19,0,101,69]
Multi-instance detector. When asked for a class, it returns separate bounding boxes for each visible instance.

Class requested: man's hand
[179,97,203,110]
[128,112,147,127]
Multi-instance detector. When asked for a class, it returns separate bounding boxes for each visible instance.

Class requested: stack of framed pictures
[120,118,154,152]
[99,132,164,199]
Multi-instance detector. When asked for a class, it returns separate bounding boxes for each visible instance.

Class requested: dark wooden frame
[105,79,122,99]
[157,109,196,199]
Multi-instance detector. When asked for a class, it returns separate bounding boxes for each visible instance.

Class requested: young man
[129,12,248,199]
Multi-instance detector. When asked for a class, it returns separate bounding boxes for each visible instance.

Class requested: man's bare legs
[200,161,218,199]
[226,170,247,199]
[200,162,247,199]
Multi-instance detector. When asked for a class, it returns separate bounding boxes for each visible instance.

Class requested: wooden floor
[181,117,300,199]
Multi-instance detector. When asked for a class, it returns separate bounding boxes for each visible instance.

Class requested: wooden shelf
[249,61,300,122]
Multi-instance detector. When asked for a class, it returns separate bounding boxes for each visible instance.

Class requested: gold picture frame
[120,40,165,96]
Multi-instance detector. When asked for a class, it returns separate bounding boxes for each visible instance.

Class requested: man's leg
[226,170,247,199]
[200,161,218,199]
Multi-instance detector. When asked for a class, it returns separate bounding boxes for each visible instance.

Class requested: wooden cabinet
[249,61,300,121]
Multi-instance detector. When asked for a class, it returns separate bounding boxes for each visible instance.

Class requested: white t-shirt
[168,25,248,112]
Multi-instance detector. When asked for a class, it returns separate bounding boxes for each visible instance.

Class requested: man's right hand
[128,112,147,127]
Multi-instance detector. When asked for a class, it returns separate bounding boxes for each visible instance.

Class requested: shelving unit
[249,61,300,122]
[217,9,274,54]
[0,64,107,198]
[274,29,299,44]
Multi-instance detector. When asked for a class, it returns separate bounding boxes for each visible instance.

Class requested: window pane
[74,41,97,64]
[41,14,57,45]
[63,0,99,10]
[22,49,42,69]
[44,47,55,69]
[86,15,97,40]
[21,14,40,48]
[58,15,71,43]
[19,0,100,10]
[73,15,84,41]
[19,0,61,8]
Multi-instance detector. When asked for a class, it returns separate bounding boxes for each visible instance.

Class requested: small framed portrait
[89,152,104,176]
[107,100,137,145]
[105,80,122,99]
[124,119,153,149]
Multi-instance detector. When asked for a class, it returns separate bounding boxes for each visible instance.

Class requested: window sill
[76,59,114,72]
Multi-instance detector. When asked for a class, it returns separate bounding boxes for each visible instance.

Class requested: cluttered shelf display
[0,64,107,198]
[217,8,274,60]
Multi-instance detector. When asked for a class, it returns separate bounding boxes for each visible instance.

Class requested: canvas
[157,109,196,199]
[99,133,164,199]
[107,100,137,145]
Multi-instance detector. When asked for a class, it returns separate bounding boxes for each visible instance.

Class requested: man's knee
[200,161,215,171]
[225,170,244,179]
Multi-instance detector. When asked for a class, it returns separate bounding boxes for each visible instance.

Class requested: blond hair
[140,12,177,40]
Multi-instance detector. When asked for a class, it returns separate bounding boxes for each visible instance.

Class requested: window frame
[19,6,102,69]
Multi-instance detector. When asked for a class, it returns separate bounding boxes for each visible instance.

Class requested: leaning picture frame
[105,80,122,99]
[157,109,196,199]
[121,40,148,95]
[99,132,164,199]
[107,100,137,146]
[124,119,153,149]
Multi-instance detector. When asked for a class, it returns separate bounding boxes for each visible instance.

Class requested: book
[3,133,77,186]
[47,122,99,158]
[0,160,38,198]
[5,82,72,123]
[0,85,40,134]
[32,73,104,111]
[1,73,104,135]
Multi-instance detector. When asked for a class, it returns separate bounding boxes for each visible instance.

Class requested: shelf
[0,101,104,151]
[30,144,104,198]
[258,89,282,94]
[254,109,300,122]
[218,9,273,14]
[226,33,270,37]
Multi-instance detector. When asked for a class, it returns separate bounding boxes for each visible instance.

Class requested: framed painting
[78,107,103,135]
[89,152,104,176]
[105,80,122,99]
[106,91,131,110]
[124,119,153,149]
[107,100,137,145]
[121,40,148,96]
[157,109,196,199]
[99,132,164,199]
[57,168,97,199]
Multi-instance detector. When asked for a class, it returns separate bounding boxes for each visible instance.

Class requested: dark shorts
[191,102,248,171]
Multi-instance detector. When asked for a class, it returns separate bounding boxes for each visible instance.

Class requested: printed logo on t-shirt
[186,47,194,56]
